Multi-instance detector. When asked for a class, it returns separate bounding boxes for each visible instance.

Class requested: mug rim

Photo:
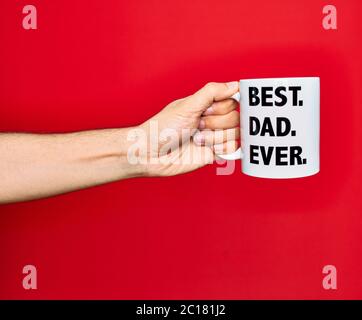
[239,76,320,81]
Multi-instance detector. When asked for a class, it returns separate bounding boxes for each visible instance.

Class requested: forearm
[0,128,144,204]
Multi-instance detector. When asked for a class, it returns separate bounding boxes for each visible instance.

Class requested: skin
[0,81,240,204]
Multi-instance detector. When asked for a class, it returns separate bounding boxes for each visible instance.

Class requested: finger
[193,128,240,146]
[212,140,240,155]
[202,98,238,116]
[198,110,239,130]
[187,81,239,113]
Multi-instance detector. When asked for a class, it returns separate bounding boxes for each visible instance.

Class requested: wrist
[117,126,150,178]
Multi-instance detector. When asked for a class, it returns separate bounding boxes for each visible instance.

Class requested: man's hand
[0,81,240,204]
[137,81,240,176]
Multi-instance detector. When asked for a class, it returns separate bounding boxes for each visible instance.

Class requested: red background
[0,0,361,299]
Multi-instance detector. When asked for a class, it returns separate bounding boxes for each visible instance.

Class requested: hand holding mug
[138,81,241,176]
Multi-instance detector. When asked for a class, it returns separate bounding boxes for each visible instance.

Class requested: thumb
[187,81,239,113]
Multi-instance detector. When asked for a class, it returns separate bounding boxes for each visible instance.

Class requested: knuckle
[204,82,214,90]
[213,130,224,143]
[214,140,238,154]
[204,82,218,92]
[202,130,213,142]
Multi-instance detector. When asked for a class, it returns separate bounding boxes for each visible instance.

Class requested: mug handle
[216,92,243,160]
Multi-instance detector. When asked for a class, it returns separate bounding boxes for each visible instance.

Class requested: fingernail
[203,106,213,115]
[198,119,206,129]
[226,81,239,90]
[194,133,205,145]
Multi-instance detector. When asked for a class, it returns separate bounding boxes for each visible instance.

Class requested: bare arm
[0,129,144,204]
[0,81,240,204]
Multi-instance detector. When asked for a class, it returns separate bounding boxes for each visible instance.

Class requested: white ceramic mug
[218,77,320,179]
